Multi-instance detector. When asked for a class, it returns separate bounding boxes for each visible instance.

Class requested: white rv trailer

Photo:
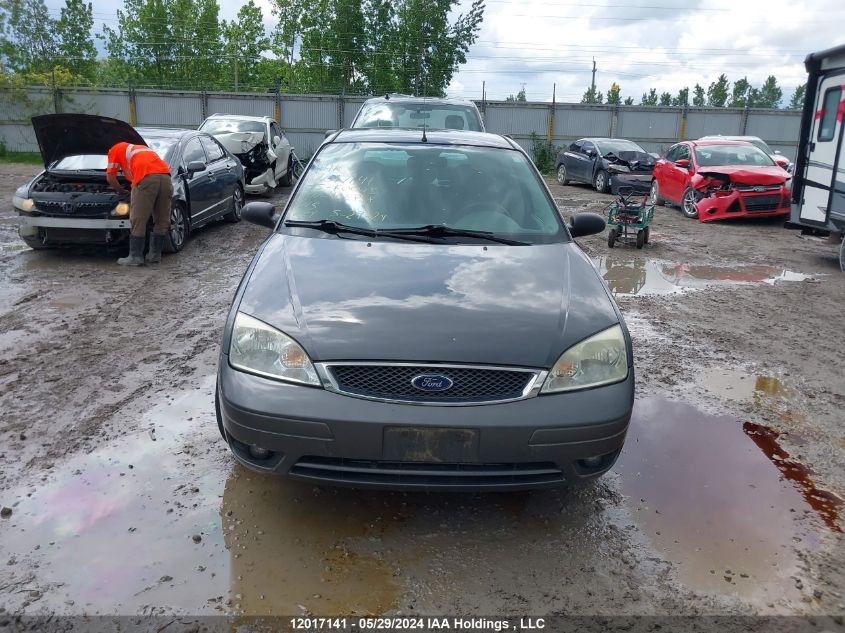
[790,43,845,271]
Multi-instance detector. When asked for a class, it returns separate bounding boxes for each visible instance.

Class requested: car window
[283,143,566,244]
[596,140,645,156]
[569,141,582,152]
[676,145,691,161]
[354,103,483,132]
[270,123,283,142]
[582,142,595,155]
[749,139,774,155]
[182,138,207,165]
[200,136,225,162]
[664,145,680,162]
[818,87,842,142]
[200,119,266,135]
[694,144,775,167]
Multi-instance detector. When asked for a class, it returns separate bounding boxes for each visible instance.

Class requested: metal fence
[0,87,802,161]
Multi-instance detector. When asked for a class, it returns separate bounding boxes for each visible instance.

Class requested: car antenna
[421,77,428,142]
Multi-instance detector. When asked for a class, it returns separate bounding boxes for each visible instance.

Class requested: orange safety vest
[106,142,171,187]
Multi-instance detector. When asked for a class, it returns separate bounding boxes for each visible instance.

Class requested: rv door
[799,73,844,227]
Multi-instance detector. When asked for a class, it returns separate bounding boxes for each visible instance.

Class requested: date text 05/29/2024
[289,617,547,631]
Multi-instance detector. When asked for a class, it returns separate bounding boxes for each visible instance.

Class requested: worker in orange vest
[106,142,173,266]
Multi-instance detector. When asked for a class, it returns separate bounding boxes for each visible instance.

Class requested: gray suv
[216,128,634,491]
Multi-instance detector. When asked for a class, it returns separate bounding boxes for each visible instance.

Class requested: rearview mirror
[242,201,279,229]
[186,161,206,175]
[569,212,606,238]
[675,158,690,169]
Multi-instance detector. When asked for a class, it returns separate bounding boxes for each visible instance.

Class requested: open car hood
[696,165,787,186]
[31,114,147,169]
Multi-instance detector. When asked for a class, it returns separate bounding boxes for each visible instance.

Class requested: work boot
[145,233,165,263]
[117,236,145,266]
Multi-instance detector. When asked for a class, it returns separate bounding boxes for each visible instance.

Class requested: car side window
[270,122,284,143]
[569,141,582,153]
[200,136,225,162]
[676,145,691,161]
[582,142,595,156]
[182,138,206,166]
[664,145,679,162]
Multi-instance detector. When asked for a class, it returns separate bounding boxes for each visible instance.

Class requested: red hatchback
[650,140,791,222]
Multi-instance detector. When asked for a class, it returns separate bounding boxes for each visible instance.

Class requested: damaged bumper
[244,167,276,194]
[694,186,791,222]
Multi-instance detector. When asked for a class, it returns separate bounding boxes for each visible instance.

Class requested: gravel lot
[0,162,843,623]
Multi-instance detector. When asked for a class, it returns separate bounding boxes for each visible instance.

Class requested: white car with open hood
[199,114,293,194]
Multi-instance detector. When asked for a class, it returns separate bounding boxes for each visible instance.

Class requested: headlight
[541,324,628,393]
[229,312,320,386]
[13,196,34,212]
[608,164,630,173]
[112,202,130,217]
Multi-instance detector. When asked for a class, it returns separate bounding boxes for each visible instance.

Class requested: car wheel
[557,164,569,185]
[279,157,293,187]
[681,187,699,219]
[643,226,650,244]
[215,387,226,440]
[224,185,244,223]
[839,235,845,273]
[594,170,609,193]
[607,227,617,248]
[636,230,645,249]
[164,203,189,253]
[20,235,50,250]
[650,180,665,206]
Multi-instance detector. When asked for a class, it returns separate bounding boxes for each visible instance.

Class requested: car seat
[445,115,465,130]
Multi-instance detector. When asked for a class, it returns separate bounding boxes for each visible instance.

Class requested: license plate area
[383,427,479,463]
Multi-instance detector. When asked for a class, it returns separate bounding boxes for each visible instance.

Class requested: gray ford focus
[216,128,634,490]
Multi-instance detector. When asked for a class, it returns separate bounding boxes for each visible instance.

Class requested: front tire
[594,169,609,193]
[681,187,699,219]
[650,179,665,206]
[557,164,569,185]
[224,185,244,223]
[164,203,189,253]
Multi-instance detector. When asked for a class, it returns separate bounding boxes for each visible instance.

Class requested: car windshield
[283,143,565,244]
[694,144,775,167]
[354,103,483,132]
[200,119,265,135]
[143,137,179,163]
[748,139,774,155]
[597,140,644,155]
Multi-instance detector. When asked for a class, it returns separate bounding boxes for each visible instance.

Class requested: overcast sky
[43,0,844,104]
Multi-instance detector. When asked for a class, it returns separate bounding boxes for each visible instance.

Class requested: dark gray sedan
[216,128,634,490]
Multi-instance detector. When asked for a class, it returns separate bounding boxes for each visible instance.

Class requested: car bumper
[17,215,130,229]
[695,190,790,223]
[609,173,653,195]
[217,359,635,491]
[17,215,131,245]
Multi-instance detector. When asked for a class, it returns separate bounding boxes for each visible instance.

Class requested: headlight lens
[112,202,130,217]
[541,324,628,393]
[229,312,320,386]
[608,164,630,173]
[13,196,34,212]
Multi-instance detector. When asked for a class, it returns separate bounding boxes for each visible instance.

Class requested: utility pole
[591,57,596,96]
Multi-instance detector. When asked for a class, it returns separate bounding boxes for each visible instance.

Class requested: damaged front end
[693,170,791,222]
[607,151,656,194]
[215,132,277,193]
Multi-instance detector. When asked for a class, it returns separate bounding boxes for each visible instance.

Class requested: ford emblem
[753,186,765,192]
[411,374,454,392]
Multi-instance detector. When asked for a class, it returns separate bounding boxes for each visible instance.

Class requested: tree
[606,82,621,105]
[623,96,633,105]
[692,83,705,107]
[2,0,55,74]
[728,76,750,107]
[640,88,657,106]
[672,86,689,107]
[707,73,729,107]
[581,85,602,104]
[55,0,96,80]
[222,0,270,90]
[756,75,782,108]
[506,87,526,102]
[659,91,672,106]
[789,83,806,109]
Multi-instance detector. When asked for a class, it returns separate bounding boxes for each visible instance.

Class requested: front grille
[35,200,113,217]
[290,456,564,488]
[741,193,784,212]
[326,364,536,403]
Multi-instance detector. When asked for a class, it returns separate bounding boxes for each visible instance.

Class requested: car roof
[699,135,763,142]
[687,139,757,147]
[204,114,272,122]
[360,94,478,107]
[136,127,195,138]
[329,128,516,149]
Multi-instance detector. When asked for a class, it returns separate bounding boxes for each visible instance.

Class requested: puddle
[701,368,793,403]
[618,396,841,600]
[593,256,813,296]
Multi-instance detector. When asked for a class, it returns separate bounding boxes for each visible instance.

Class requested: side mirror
[569,212,606,238]
[675,158,690,169]
[325,129,337,138]
[186,161,206,175]
[242,201,279,229]
[273,135,282,146]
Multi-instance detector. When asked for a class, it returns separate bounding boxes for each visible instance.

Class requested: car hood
[236,234,622,367]
[212,131,265,155]
[605,151,655,171]
[31,114,147,168]
[695,165,788,186]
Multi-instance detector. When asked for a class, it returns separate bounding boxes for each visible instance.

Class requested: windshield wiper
[378,224,530,246]
[283,219,437,243]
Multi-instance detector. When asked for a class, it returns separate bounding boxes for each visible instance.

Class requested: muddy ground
[0,162,843,626]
